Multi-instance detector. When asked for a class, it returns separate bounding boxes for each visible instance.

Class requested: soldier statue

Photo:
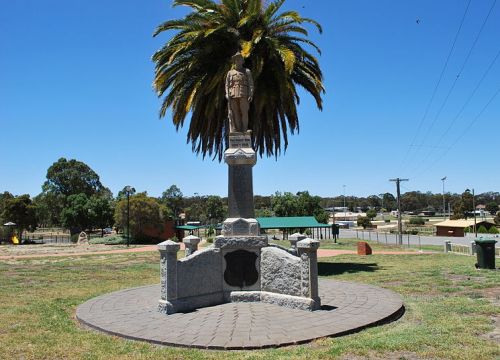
[225,52,254,133]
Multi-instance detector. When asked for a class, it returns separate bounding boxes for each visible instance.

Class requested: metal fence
[21,234,72,244]
[352,230,423,249]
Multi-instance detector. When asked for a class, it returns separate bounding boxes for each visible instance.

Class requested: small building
[434,219,496,237]
[332,212,366,222]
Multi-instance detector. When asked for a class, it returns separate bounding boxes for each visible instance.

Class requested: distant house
[333,212,366,221]
[434,219,495,237]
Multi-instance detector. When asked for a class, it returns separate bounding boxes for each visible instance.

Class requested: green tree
[205,195,226,224]
[161,185,184,218]
[271,191,329,223]
[357,216,372,229]
[87,195,115,237]
[60,194,91,235]
[452,190,474,219]
[153,0,324,159]
[116,186,136,201]
[2,194,37,241]
[409,217,425,225]
[382,193,397,211]
[366,209,377,220]
[32,192,65,227]
[114,194,164,241]
[43,158,104,197]
[0,191,14,224]
[485,202,499,215]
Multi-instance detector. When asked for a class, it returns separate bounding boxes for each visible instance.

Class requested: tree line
[1,158,499,242]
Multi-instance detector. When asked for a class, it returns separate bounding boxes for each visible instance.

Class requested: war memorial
[76,54,404,349]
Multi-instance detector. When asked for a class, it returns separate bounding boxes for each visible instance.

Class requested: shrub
[206,237,214,244]
[477,225,488,234]
[409,217,425,225]
[488,226,499,234]
[384,219,390,223]
[464,227,471,234]
[357,216,372,229]
[366,209,377,220]
[89,235,128,245]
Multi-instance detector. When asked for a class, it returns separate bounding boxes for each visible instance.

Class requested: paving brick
[76,279,403,349]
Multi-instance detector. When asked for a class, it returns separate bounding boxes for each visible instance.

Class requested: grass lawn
[0,248,498,359]
[270,237,444,252]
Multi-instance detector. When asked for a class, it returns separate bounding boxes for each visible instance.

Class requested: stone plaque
[229,134,252,149]
[232,219,250,235]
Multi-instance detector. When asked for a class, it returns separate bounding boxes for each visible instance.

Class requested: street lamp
[343,185,346,221]
[441,176,447,220]
[124,186,135,247]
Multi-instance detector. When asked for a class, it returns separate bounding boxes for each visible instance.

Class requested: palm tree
[153,0,324,160]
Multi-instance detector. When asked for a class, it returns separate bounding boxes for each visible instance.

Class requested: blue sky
[1,0,499,199]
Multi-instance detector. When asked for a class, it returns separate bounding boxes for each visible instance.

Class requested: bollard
[444,240,451,253]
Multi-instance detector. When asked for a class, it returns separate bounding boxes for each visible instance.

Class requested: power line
[411,81,500,179]
[409,44,500,177]
[399,0,472,170]
[408,0,498,174]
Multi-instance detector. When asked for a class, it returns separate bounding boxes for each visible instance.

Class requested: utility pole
[441,176,447,220]
[343,185,346,220]
[389,178,409,245]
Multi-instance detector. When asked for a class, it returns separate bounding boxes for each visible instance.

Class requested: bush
[488,226,499,234]
[70,234,79,243]
[409,217,425,225]
[206,237,214,244]
[89,235,128,245]
[464,227,471,234]
[366,209,377,220]
[357,216,372,229]
[477,225,488,234]
[384,219,390,223]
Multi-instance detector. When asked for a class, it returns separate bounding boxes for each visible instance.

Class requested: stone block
[357,242,372,255]
[289,232,306,249]
[224,147,256,166]
[228,133,252,148]
[183,235,201,256]
[230,291,261,302]
[177,248,223,299]
[261,247,301,297]
[158,239,180,253]
[297,238,320,252]
[222,218,260,237]
[214,235,268,249]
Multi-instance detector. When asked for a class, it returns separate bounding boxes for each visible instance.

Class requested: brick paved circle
[76,280,404,350]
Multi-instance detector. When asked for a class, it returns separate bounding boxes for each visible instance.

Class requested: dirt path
[0,242,427,260]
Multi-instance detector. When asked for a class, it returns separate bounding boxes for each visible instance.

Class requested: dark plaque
[224,250,258,288]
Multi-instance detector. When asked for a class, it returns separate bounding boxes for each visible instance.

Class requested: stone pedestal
[157,132,322,314]
[225,133,256,219]
[183,235,200,256]
[158,240,180,314]
[289,232,307,254]
[297,238,321,309]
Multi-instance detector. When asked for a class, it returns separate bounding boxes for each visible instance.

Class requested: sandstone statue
[225,52,254,133]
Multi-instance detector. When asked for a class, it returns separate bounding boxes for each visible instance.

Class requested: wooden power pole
[390,178,409,245]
